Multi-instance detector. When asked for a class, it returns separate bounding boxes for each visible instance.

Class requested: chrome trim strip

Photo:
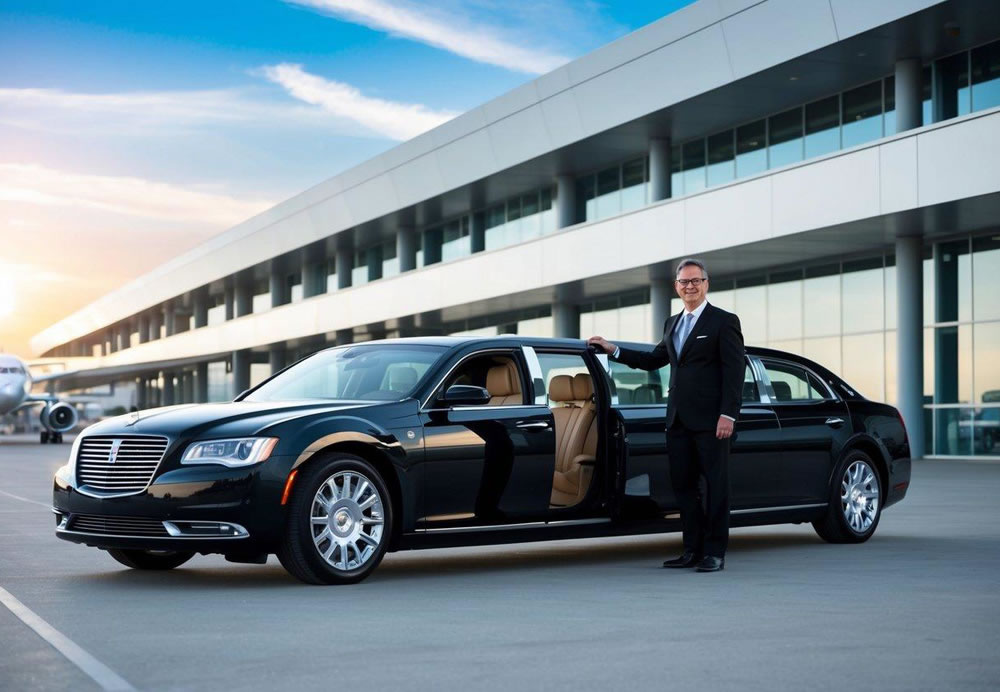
[730,503,827,515]
[162,520,249,538]
[56,528,248,540]
[415,517,611,534]
[521,346,548,405]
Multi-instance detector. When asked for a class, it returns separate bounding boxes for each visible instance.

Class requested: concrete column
[162,372,175,406]
[895,59,923,133]
[108,328,118,353]
[651,278,673,336]
[552,302,580,339]
[235,273,253,317]
[270,261,290,308]
[135,378,146,409]
[224,279,235,320]
[231,350,251,398]
[302,243,327,298]
[164,301,176,337]
[193,288,209,328]
[149,310,162,341]
[556,174,576,229]
[470,212,485,254]
[896,235,925,460]
[269,346,287,376]
[397,228,418,272]
[138,315,150,344]
[649,138,672,202]
[336,247,352,289]
[195,362,209,403]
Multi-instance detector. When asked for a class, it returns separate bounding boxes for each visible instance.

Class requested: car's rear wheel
[277,454,393,585]
[813,450,882,543]
[107,548,195,570]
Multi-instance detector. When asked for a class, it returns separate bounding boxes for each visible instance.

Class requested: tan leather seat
[486,362,522,405]
[388,366,418,393]
[549,373,598,507]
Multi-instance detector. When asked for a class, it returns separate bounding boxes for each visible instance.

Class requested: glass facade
[577,158,650,222]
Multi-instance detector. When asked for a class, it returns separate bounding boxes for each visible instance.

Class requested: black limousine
[53,336,910,584]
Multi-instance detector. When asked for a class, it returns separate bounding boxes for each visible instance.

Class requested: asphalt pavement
[1,433,998,691]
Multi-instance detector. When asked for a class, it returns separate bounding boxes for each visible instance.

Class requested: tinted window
[245,345,446,402]
[609,359,669,405]
[762,360,831,402]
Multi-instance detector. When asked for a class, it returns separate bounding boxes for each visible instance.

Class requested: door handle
[515,421,550,431]
[825,417,845,427]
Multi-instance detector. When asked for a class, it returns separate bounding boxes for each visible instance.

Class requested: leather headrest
[548,375,574,402]
[486,365,516,396]
[572,373,593,401]
[388,366,418,392]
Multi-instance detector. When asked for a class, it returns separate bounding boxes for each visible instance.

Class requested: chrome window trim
[748,356,772,404]
[419,348,526,411]
[520,346,548,405]
[757,356,840,403]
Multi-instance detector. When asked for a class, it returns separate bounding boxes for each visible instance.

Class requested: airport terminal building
[30,0,1000,459]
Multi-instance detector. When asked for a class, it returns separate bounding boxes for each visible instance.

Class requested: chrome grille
[76,435,168,494]
[68,514,169,537]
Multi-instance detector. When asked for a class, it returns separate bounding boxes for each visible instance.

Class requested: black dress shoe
[695,556,725,572]
[662,552,702,568]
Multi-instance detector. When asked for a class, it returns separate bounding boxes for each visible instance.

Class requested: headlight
[181,437,278,467]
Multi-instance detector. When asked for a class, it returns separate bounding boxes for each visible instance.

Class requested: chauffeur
[588,259,744,572]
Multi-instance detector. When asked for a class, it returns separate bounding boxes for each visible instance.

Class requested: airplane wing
[13,394,60,411]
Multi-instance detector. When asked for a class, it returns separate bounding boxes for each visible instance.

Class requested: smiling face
[675,263,708,310]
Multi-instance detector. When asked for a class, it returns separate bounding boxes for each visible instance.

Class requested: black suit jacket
[614,303,744,432]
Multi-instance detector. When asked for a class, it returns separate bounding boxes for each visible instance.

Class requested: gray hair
[675,258,709,279]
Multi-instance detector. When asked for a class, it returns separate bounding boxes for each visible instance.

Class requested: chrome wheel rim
[311,470,384,571]
[841,459,880,534]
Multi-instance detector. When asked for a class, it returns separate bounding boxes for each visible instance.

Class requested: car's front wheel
[107,549,195,570]
[277,454,393,585]
[813,450,882,543]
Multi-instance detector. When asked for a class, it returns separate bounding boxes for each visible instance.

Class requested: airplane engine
[41,402,78,433]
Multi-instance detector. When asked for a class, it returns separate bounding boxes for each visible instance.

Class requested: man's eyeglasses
[675,278,706,287]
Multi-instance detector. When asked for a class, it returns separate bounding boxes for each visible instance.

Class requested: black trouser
[667,422,731,558]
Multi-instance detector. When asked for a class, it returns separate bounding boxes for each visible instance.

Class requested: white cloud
[0,163,272,227]
[286,0,571,74]
[0,86,380,138]
[260,63,459,141]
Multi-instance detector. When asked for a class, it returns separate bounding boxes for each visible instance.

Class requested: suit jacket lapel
[664,314,680,364]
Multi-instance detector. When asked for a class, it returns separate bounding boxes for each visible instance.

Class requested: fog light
[162,521,248,538]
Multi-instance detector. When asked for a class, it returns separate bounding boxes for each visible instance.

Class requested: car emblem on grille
[125,410,140,426]
[108,439,123,464]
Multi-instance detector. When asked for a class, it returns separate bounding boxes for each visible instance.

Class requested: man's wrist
[611,345,620,358]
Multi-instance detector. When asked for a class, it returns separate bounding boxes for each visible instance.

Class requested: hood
[82,399,391,441]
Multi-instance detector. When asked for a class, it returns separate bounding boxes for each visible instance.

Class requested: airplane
[0,353,79,444]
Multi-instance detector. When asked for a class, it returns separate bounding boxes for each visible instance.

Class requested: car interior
[439,352,599,510]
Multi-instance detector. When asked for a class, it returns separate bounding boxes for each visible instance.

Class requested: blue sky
[0,0,694,354]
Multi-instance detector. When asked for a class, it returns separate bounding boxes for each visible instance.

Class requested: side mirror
[442,385,491,406]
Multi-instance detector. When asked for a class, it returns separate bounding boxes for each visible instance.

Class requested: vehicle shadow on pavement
[64,530,858,589]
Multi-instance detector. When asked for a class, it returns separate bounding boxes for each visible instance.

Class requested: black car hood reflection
[85,400,395,439]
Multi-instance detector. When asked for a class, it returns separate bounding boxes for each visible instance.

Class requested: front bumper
[52,455,293,554]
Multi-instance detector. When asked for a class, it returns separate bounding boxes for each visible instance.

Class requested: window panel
[803,274,841,337]
[804,337,842,376]
[706,130,735,186]
[842,81,883,148]
[933,324,973,404]
[841,266,884,333]
[842,333,886,401]
[767,279,803,340]
[768,107,804,168]
[973,322,1000,405]
[621,158,646,210]
[735,285,767,345]
[736,120,767,178]
[681,140,706,194]
[973,235,1000,321]
[805,95,840,158]
[972,40,1000,112]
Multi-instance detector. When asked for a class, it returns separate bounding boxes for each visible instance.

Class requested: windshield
[244,344,447,402]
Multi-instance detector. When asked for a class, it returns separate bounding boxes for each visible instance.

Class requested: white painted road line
[0,488,50,509]
[0,585,136,692]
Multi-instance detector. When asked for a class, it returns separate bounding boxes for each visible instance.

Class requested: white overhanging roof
[30,0,943,356]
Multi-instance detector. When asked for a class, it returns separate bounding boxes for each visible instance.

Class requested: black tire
[813,450,882,544]
[277,454,394,585]
[40,431,49,444]
[107,548,195,570]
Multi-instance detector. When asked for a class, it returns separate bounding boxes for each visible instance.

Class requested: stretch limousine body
[53,336,910,584]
